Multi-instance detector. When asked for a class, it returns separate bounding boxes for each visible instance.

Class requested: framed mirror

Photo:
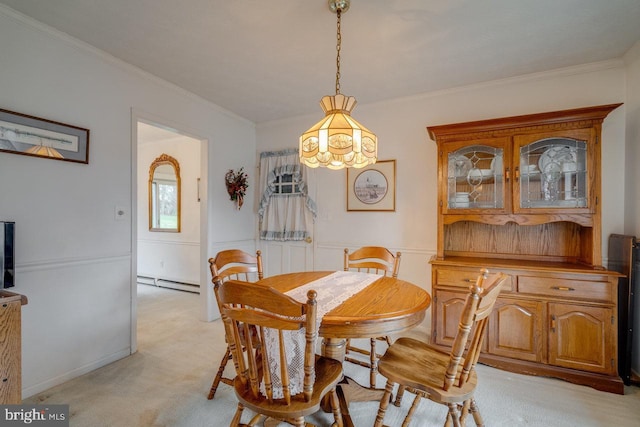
[149,153,181,232]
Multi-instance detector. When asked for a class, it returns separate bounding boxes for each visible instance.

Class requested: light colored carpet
[25,284,640,427]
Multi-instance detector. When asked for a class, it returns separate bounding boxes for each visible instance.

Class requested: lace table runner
[260,271,380,398]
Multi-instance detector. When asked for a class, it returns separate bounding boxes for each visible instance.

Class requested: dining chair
[207,249,264,400]
[343,246,401,387]
[372,269,507,427]
[217,279,344,427]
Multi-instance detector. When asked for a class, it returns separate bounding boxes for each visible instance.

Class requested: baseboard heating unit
[137,275,200,294]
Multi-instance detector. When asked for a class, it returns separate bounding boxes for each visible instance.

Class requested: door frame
[130,109,210,352]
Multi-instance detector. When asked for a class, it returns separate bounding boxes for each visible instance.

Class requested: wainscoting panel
[17,254,132,398]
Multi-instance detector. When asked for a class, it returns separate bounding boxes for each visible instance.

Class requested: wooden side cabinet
[431,262,621,392]
[0,291,28,404]
[428,104,624,393]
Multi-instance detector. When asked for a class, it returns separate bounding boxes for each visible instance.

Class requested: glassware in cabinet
[516,134,589,210]
[446,145,504,210]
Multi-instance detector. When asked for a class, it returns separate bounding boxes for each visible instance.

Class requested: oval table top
[257,271,431,339]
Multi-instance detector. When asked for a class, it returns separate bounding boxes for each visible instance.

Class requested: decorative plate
[538,146,575,174]
[448,155,472,177]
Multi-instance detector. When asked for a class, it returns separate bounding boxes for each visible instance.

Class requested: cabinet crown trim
[427,103,622,142]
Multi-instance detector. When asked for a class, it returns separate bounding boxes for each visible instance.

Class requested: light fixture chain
[335,9,341,95]
[299,0,377,170]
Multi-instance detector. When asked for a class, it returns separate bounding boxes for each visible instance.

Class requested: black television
[1,221,15,288]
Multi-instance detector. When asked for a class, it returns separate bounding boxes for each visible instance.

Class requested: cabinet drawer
[518,276,613,302]
[435,268,514,291]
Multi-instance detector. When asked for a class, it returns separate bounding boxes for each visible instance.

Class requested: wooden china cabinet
[428,103,624,393]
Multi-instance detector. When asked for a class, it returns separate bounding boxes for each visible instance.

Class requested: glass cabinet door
[518,136,588,209]
[446,145,504,210]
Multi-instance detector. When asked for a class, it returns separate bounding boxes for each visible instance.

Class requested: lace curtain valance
[258,148,317,241]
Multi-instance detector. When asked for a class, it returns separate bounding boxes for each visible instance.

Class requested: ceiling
[2,0,640,124]
[137,122,189,145]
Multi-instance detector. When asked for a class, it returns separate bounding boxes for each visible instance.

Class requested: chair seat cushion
[233,355,343,419]
[377,337,477,403]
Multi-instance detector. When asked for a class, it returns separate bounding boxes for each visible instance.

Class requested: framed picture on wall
[347,159,396,211]
[0,108,90,164]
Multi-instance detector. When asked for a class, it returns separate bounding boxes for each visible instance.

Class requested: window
[148,154,181,232]
[151,178,178,229]
[273,173,300,195]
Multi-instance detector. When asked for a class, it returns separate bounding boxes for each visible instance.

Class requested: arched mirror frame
[148,153,181,232]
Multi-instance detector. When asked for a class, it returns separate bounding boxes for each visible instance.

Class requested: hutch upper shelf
[428,103,622,267]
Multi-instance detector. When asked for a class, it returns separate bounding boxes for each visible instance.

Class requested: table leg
[322,337,347,362]
[337,376,386,404]
[320,338,387,426]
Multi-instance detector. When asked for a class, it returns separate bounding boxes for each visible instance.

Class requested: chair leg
[468,398,484,427]
[370,336,392,388]
[373,380,394,427]
[393,385,406,406]
[208,346,232,399]
[329,388,344,427]
[248,414,265,426]
[345,336,391,388]
[230,403,244,426]
[370,338,377,387]
[458,401,469,426]
[401,393,423,427]
[445,403,462,427]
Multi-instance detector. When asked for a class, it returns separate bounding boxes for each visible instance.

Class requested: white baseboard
[23,348,131,399]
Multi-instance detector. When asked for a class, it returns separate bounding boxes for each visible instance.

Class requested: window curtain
[258,148,317,241]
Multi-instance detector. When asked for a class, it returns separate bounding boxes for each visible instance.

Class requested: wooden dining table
[257,271,431,427]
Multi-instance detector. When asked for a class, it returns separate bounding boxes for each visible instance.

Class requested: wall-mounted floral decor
[225,167,249,210]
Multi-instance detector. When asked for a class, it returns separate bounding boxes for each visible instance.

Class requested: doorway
[131,114,210,352]
[136,121,202,293]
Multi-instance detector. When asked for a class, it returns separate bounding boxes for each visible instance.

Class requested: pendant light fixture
[299,0,377,170]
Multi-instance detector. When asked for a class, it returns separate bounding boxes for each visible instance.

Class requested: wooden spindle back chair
[218,280,343,427]
[207,249,263,400]
[344,246,401,278]
[343,246,401,387]
[373,269,508,427]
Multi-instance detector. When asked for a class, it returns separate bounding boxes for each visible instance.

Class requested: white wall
[623,41,640,376]
[257,61,627,338]
[0,6,256,397]
[137,133,201,286]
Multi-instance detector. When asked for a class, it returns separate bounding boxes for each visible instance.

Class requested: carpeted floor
[25,284,640,426]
